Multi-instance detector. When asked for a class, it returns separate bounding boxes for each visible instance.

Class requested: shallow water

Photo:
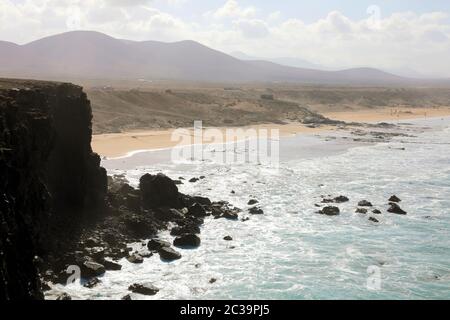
[47,117,450,300]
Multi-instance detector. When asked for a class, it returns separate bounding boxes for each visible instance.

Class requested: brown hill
[0,31,414,85]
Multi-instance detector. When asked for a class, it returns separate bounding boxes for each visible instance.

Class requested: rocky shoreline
[43,172,246,299]
[0,79,248,300]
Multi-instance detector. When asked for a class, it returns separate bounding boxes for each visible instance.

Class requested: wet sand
[92,107,450,158]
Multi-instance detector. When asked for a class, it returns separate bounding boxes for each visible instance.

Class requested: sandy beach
[92,106,450,158]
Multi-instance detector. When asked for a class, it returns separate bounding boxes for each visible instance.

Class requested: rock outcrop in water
[0,79,107,300]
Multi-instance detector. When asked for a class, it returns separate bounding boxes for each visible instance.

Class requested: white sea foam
[46,117,450,300]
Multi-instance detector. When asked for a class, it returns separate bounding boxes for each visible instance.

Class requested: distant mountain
[0,30,424,85]
[230,51,331,70]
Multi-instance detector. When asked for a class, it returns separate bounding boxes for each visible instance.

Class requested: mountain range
[0,31,446,85]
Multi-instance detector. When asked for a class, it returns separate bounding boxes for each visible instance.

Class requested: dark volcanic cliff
[0,78,242,301]
[0,79,107,300]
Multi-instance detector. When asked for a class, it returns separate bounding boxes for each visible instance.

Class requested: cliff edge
[0,79,107,300]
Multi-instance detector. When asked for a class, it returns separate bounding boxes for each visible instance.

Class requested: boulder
[223,236,233,241]
[84,247,105,261]
[318,206,340,216]
[121,294,132,300]
[388,203,407,215]
[358,200,373,207]
[158,247,182,261]
[193,196,212,206]
[81,261,106,278]
[139,173,181,208]
[122,213,158,238]
[221,211,239,220]
[154,207,184,221]
[170,225,201,236]
[322,195,349,204]
[249,207,264,215]
[248,199,259,205]
[189,178,199,183]
[127,253,144,264]
[389,195,401,203]
[128,283,159,296]
[147,239,171,251]
[369,217,379,223]
[334,195,349,203]
[188,203,208,218]
[174,234,201,248]
[372,209,382,215]
[356,208,368,214]
[103,259,122,271]
[84,277,101,289]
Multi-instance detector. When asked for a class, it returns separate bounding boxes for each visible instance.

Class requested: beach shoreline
[92,106,450,158]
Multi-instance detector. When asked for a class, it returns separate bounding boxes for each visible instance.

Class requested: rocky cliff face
[0,79,107,300]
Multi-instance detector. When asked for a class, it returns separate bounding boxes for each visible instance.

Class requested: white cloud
[233,19,269,38]
[213,0,256,19]
[268,11,281,22]
[0,0,449,77]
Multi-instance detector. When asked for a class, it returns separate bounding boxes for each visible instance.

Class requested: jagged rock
[221,211,239,220]
[372,209,382,215]
[84,247,105,261]
[170,225,201,236]
[224,236,233,241]
[121,212,158,237]
[209,278,217,284]
[389,195,401,203]
[85,237,101,248]
[369,217,379,223]
[121,294,132,300]
[140,173,181,208]
[147,239,171,251]
[128,283,159,296]
[84,277,101,289]
[189,178,199,183]
[158,247,182,261]
[154,207,185,221]
[127,253,144,264]
[248,199,259,205]
[56,293,72,301]
[103,259,122,271]
[322,195,349,204]
[81,261,106,278]
[249,207,264,215]
[388,203,407,215]
[174,234,201,248]
[193,196,212,206]
[356,208,368,214]
[188,203,208,218]
[358,200,373,207]
[318,206,340,216]
[334,196,350,203]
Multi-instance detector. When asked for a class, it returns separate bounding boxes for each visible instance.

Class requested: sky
[1,0,450,77]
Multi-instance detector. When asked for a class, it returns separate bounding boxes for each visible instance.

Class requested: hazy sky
[1,0,450,77]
